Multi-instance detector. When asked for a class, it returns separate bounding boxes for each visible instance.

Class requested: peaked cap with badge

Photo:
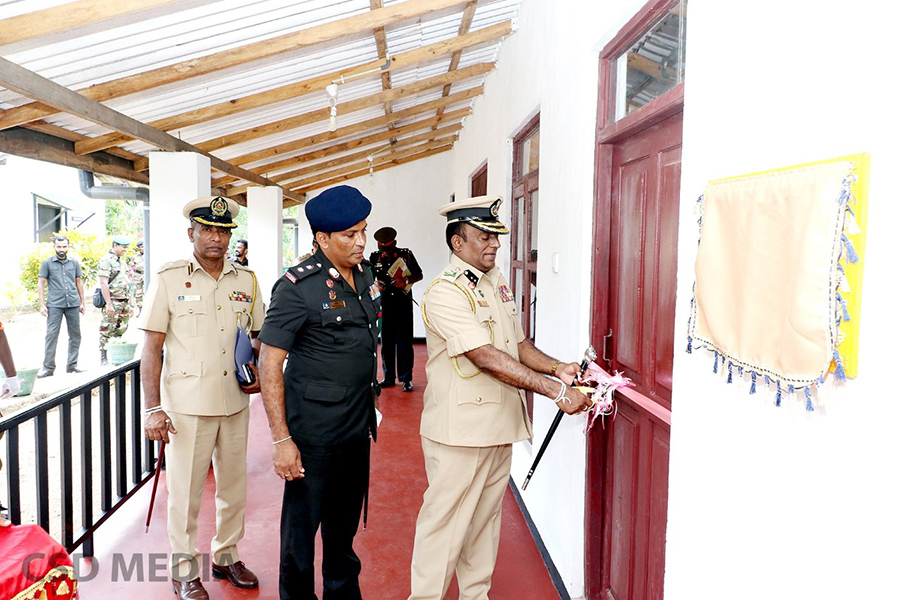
[373,226,397,244]
[438,195,509,235]
[183,195,241,228]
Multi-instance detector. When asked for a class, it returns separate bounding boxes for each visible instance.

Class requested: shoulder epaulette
[232,262,253,273]
[157,259,188,274]
[283,261,321,284]
[437,266,463,283]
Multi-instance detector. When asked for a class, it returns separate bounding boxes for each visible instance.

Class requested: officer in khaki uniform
[408,196,590,600]
[140,196,265,600]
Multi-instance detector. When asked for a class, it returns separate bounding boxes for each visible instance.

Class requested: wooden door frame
[585,0,684,596]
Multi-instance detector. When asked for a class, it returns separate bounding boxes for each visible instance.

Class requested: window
[612,0,687,121]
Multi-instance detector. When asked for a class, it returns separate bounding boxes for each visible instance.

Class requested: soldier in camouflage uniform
[98,236,133,365]
[129,239,145,316]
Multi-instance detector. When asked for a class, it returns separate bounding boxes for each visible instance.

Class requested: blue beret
[305,186,371,232]
[112,235,131,245]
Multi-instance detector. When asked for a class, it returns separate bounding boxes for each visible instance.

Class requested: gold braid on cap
[422,279,494,379]
[191,216,238,228]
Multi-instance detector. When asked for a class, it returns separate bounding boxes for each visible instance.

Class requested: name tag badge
[369,283,381,301]
[322,301,347,310]
[177,295,201,302]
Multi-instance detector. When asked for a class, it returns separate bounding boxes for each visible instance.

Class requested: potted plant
[107,339,139,365]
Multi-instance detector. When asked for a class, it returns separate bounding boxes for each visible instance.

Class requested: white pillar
[246,186,283,307]
[148,152,210,276]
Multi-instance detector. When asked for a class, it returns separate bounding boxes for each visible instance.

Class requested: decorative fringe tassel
[842,234,860,263]
[713,351,719,374]
[750,372,757,394]
[727,362,733,384]
[833,350,846,381]
[765,375,771,386]
[775,381,782,407]
[805,387,814,411]
[840,295,851,322]
[788,384,795,397]
[686,336,692,354]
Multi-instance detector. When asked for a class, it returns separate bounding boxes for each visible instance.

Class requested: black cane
[521,346,596,490]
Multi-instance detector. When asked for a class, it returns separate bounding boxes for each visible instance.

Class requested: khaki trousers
[166,407,249,580]
[409,438,512,600]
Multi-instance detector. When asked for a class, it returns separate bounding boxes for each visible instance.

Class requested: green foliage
[19,229,110,308]
[105,199,143,239]
[3,281,34,315]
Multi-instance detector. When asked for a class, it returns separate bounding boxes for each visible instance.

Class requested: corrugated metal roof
[0,0,522,203]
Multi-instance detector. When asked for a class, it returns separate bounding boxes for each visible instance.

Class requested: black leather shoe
[171,578,209,600]
[36,370,53,379]
[211,561,259,589]
[66,367,86,373]
[402,382,414,392]
[379,380,396,388]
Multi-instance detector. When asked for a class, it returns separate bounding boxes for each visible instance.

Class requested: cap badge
[210,197,228,217]
[329,290,337,300]
[490,199,501,217]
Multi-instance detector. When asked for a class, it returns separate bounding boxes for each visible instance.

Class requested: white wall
[0,156,107,307]
[666,2,900,599]
[302,150,454,339]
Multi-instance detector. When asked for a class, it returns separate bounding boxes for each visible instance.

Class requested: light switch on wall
[551,252,560,273]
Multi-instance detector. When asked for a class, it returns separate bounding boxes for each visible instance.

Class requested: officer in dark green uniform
[258,185,380,600]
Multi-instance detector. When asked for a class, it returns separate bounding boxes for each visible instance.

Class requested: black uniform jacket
[259,250,381,446]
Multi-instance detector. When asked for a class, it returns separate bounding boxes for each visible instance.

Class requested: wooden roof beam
[291,145,453,198]
[0,0,473,131]
[0,56,303,203]
[205,90,478,177]
[0,0,184,48]
[226,122,463,195]
[212,104,472,187]
[436,0,479,127]
[190,62,492,156]
[71,20,511,156]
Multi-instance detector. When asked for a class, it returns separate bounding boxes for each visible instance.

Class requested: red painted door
[586,111,681,600]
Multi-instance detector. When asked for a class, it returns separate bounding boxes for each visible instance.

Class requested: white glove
[1,375,20,399]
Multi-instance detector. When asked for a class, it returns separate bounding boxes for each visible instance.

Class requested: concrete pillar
[246,186,283,306]
[148,152,210,276]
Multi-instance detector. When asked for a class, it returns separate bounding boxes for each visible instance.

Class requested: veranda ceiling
[0,0,521,205]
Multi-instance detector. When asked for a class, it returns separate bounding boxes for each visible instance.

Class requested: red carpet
[77,345,561,599]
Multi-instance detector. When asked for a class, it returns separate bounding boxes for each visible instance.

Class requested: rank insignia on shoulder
[463,270,480,288]
[498,285,515,303]
[285,271,298,284]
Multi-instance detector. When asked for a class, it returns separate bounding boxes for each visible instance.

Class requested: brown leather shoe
[171,578,209,600]
[211,561,259,589]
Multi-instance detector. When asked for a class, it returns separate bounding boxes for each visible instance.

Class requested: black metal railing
[1,359,156,556]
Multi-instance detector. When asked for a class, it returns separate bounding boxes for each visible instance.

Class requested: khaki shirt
[137,258,264,417]
[420,254,532,447]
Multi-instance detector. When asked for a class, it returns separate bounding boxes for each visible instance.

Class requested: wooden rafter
[291,145,454,198]
[71,21,511,156]
[191,63,491,156]
[435,0,480,127]
[370,0,396,128]
[0,56,303,203]
[0,0,183,47]
[212,104,473,188]
[0,0,471,131]
[203,92,477,179]
[226,122,464,196]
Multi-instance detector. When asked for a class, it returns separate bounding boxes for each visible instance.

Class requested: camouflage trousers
[134,285,144,311]
[99,298,133,350]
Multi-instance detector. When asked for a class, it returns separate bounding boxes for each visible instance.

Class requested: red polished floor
[77,345,560,599]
